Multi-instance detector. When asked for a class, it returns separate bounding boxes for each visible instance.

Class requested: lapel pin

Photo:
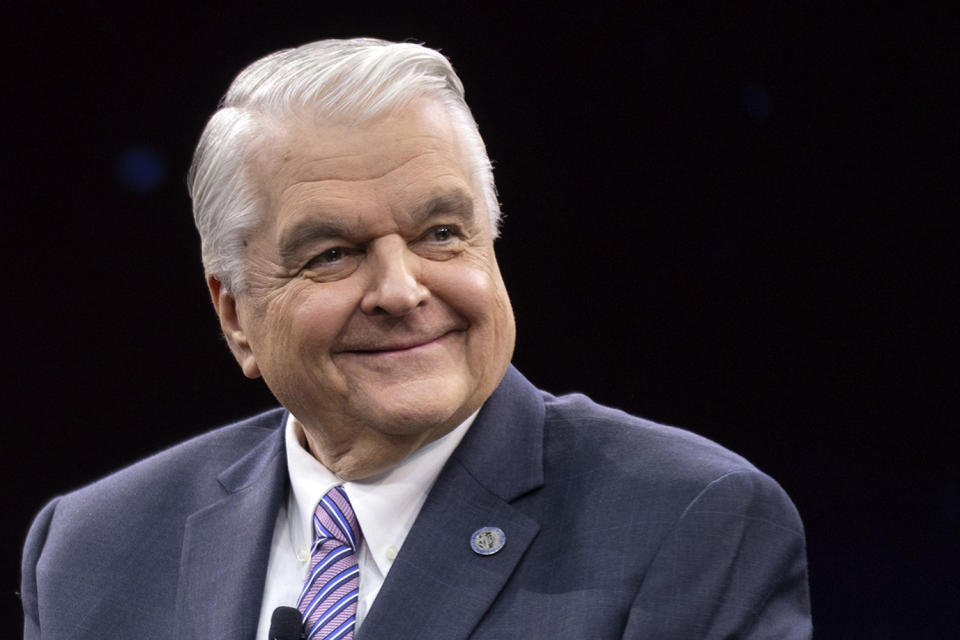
[470,526,506,555]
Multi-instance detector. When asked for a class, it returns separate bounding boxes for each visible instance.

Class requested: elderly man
[22,39,811,639]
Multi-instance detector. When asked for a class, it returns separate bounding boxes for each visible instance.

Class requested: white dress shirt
[255,411,476,639]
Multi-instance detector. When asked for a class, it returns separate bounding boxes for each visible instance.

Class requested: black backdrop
[4,3,957,636]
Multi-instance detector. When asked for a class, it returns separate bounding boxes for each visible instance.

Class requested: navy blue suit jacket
[22,366,811,638]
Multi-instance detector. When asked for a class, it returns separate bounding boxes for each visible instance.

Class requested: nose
[359,236,430,316]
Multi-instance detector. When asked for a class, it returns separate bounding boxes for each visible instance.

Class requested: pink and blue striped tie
[297,487,362,640]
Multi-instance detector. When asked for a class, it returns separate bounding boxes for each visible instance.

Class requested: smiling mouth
[339,330,461,355]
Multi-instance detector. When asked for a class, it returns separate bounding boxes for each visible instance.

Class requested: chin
[352,385,474,437]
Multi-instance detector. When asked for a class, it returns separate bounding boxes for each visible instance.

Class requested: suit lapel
[174,420,288,640]
[360,367,545,640]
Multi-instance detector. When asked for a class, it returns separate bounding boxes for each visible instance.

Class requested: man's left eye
[427,225,456,242]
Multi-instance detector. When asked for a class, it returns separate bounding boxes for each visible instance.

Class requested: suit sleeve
[622,470,812,639]
[22,498,59,640]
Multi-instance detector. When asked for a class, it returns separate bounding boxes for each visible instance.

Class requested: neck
[293,418,452,481]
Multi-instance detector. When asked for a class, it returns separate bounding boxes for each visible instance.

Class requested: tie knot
[314,486,361,552]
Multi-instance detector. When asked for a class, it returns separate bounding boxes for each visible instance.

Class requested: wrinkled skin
[209,99,516,480]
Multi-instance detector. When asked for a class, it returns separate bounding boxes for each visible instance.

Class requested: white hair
[187,38,501,292]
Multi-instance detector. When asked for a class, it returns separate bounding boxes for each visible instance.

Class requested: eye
[299,246,363,281]
[303,247,363,274]
[305,247,351,268]
[426,225,457,242]
[412,224,464,262]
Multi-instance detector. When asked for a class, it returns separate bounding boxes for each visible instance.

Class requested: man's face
[211,99,515,479]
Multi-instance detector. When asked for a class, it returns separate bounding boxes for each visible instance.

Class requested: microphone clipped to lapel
[269,606,304,640]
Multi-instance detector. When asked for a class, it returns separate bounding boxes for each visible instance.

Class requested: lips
[336,329,462,354]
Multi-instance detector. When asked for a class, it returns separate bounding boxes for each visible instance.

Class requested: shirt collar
[284,410,476,578]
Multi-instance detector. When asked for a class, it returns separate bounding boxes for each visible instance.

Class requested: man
[22,38,811,639]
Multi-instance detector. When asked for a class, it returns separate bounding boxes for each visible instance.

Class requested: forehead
[254,99,479,221]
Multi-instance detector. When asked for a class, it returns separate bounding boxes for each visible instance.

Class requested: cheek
[300,296,357,343]
[426,261,500,322]
[270,283,359,354]
[426,258,515,358]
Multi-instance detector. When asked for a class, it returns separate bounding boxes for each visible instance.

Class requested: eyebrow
[278,217,355,264]
[409,189,476,227]
[277,189,476,264]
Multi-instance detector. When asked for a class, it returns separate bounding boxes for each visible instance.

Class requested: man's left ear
[207,276,261,379]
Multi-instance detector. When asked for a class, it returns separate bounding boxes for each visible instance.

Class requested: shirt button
[296,548,309,562]
[385,545,398,561]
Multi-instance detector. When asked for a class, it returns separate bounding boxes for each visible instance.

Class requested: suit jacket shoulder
[22,408,288,640]
[53,408,282,510]
[540,389,811,637]
[542,388,758,484]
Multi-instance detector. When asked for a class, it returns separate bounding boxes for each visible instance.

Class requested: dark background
[4,2,957,636]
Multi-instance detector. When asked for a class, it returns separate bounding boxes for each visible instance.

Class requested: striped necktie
[297,486,362,640]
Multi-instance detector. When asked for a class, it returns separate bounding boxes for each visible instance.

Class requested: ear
[207,275,261,379]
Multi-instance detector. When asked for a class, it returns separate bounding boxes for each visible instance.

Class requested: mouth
[338,329,462,356]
